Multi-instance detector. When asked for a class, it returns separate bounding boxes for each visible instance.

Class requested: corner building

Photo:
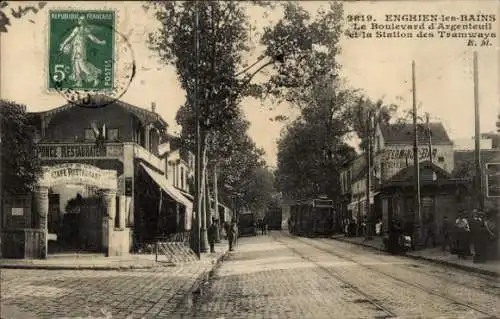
[11,98,193,258]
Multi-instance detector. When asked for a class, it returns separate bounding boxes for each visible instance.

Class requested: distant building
[373,122,454,182]
[452,132,499,151]
[453,148,500,211]
[340,122,454,223]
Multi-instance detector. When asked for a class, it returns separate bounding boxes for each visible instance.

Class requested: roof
[30,96,168,128]
[453,149,500,177]
[379,122,452,145]
[383,160,452,187]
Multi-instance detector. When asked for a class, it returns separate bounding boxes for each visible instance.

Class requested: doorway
[48,185,106,254]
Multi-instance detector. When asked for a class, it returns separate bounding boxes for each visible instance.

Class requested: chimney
[151,102,156,113]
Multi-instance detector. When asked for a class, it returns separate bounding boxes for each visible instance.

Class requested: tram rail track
[321,237,500,296]
[272,233,399,319]
[286,233,498,319]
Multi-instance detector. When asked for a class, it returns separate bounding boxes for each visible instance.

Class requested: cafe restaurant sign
[381,146,444,169]
[37,143,123,160]
[40,163,117,190]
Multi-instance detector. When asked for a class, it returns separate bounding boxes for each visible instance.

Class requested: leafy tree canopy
[1,100,41,194]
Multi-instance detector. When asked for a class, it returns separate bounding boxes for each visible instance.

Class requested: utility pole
[190,1,201,258]
[473,51,483,210]
[425,112,433,164]
[365,111,373,240]
[412,61,422,248]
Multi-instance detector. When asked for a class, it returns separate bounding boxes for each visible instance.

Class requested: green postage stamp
[48,10,115,91]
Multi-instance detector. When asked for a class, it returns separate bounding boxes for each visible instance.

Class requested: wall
[108,228,131,256]
[2,194,33,229]
[166,150,191,193]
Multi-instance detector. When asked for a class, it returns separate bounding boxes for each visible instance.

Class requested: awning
[139,163,193,214]
[178,189,194,201]
[178,189,231,212]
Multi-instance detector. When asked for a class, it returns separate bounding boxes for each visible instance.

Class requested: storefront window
[85,129,95,141]
[108,129,119,141]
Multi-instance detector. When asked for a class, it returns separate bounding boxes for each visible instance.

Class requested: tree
[148,2,258,195]
[1,1,47,33]
[0,100,41,194]
[346,97,398,152]
[256,1,344,107]
[275,76,357,201]
[242,167,276,216]
[148,1,281,223]
[148,1,350,209]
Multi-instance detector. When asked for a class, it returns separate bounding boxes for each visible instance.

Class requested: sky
[1,1,498,167]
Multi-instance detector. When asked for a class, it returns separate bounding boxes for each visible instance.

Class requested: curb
[332,236,499,278]
[0,259,176,271]
[187,248,229,298]
[0,263,162,271]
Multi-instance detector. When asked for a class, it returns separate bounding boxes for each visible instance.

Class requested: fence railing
[132,232,194,262]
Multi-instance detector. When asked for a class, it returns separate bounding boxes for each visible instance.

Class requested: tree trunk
[213,163,221,243]
[205,164,211,227]
[199,134,210,253]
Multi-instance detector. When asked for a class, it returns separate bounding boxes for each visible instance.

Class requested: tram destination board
[313,199,334,208]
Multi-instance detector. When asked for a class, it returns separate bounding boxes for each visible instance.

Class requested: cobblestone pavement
[180,232,500,319]
[2,233,499,319]
[0,261,216,319]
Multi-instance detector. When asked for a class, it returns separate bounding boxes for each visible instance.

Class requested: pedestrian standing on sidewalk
[227,220,238,251]
[208,217,217,253]
[424,214,436,248]
[485,210,498,260]
[455,211,471,259]
[375,219,382,236]
[441,215,451,252]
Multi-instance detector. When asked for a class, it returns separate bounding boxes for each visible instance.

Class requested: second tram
[288,198,335,237]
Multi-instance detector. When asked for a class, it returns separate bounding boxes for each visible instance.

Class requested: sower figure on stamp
[59,15,106,87]
[208,217,217,253]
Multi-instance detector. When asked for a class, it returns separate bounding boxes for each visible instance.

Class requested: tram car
[288,198,335,237]
[265,207,282,230]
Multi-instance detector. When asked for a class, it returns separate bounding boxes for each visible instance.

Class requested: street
[2,231,499,319]
[182,232,500,319]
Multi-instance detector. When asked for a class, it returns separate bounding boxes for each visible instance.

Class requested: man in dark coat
[208,217,217,253]
[227,220,238,251]
[441,216,451,252]
[388,218,402,254]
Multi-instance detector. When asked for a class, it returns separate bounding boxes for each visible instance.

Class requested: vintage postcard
[0,1,499,318]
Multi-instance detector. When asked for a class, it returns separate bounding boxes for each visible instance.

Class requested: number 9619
[347,14,373,23]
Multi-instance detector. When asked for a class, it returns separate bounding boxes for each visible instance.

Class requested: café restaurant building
[1,97,193,259]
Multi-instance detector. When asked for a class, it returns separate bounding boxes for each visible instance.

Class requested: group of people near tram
[256,218,269,235]
[444,208,498,263]
[386,208,497,262]
[342,216,383,237]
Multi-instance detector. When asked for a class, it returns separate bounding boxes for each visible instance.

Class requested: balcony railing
[132,143,165,172]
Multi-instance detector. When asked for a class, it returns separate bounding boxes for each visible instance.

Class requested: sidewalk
[0,241,229,271]
[332,235,500,277]
[1,241,230,319]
